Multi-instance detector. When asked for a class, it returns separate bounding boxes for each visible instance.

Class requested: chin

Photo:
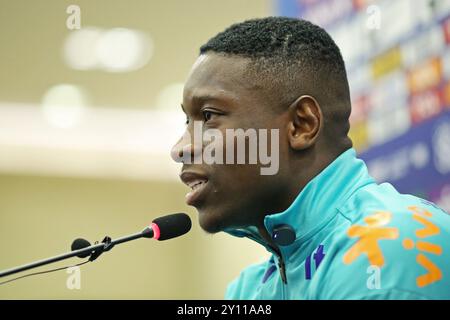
[197,208,229,234]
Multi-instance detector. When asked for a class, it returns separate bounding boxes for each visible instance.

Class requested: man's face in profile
[171,53,291,233]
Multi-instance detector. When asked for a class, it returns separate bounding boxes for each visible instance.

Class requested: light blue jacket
[225,148,450,299]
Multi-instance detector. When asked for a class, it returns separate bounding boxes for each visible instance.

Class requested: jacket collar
[224,148,375,258]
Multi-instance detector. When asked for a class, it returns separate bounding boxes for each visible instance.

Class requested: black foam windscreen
[152,213,191,241]
[71,238,92,258]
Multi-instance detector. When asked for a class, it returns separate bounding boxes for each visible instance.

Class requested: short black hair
[200,16,352,145]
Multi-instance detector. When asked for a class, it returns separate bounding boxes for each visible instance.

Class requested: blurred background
[0,0,449,299]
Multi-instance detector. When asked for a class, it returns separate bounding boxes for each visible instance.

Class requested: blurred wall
[0,175,268,299]
[0,0,272,299]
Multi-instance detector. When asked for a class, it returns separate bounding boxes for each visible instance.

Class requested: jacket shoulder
[322,183,450,299]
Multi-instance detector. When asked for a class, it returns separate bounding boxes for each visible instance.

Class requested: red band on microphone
[151,222,161,240]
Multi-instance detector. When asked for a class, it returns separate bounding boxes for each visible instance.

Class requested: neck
[285,148,340,212]
[254,147,350,248]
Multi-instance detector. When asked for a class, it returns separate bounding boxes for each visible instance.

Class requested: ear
[287,95,323,150]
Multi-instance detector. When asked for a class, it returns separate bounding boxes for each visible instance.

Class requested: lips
[179,171,210,206]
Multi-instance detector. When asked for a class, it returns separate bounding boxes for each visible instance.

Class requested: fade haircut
[200,16,352,144]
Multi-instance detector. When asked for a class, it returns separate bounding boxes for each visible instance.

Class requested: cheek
[210,164,268,207]
[212,163,260,186]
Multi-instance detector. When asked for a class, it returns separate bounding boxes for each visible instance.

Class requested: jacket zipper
[241,231,288,298]
[261,240,288,298]
[278,257,287,284]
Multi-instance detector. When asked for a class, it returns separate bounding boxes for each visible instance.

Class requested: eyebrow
[195,92,237,104]
[180,92,238,114]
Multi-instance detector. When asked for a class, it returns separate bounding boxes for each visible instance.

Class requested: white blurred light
[63,27,103,70]
[0,102,182,181]
[155,83,186,140]
[63,27,153,72]
[96,28,153,72]
[156,82,184,111]
[433,121,450,174]
[41,84,87,129]
[410,143,429,169]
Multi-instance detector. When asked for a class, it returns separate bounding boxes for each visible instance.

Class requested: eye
[202,110,214,122]
[185,115,189,125]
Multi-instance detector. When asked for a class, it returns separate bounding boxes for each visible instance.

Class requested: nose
[170,131,202,164]
[170,137,191,163]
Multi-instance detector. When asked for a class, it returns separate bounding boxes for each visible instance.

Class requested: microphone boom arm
[0,227,153,278]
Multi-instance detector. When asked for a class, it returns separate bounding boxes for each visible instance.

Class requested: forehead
[183,53,254,104]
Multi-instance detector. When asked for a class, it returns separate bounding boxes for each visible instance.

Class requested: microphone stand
[0,227,153,278]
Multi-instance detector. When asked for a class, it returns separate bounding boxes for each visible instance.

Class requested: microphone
[149,212,192,241]
[0,213,191,279]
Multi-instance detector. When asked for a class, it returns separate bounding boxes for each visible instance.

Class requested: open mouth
[185,179,209,206]
[188,179,208,191]
[179,171,211,207]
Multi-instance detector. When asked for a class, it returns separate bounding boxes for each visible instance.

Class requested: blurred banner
[277,0,450,212]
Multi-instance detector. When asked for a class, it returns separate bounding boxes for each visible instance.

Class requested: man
[170,17,450,299]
